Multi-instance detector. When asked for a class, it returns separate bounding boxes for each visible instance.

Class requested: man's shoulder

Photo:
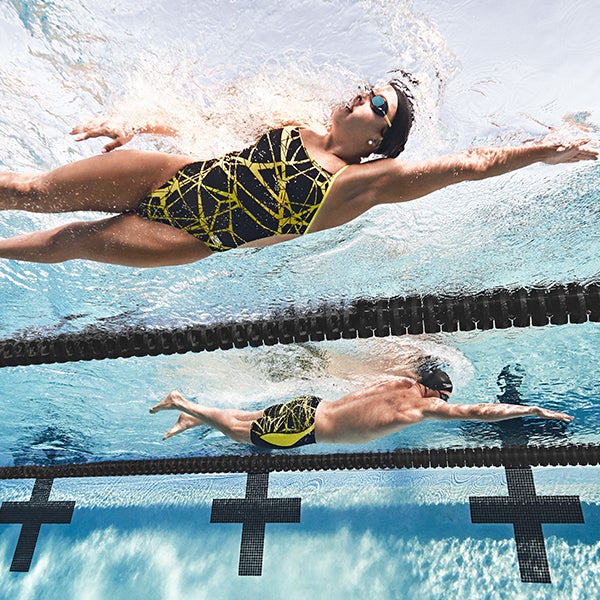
[373,376,420,398]
[386,375,418,389]
[420,397,456,420]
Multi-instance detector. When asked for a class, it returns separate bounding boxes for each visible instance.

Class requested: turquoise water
[0,0,599,597]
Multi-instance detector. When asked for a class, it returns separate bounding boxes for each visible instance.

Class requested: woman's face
[331,84,398,158]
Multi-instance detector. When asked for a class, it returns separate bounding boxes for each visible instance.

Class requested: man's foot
[149,390,186,414]
[163,413,203,440]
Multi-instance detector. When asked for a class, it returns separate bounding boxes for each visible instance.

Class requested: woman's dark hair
[377,78,415,158]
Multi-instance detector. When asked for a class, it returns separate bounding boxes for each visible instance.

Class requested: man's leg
[161,413,204,440]
[150,391,264,443]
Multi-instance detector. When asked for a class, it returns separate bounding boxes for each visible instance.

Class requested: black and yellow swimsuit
[250,395,321,449]
[135,127,344,252]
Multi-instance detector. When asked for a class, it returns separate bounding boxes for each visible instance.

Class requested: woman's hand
[539,138,598,165]
[71,117,135,153]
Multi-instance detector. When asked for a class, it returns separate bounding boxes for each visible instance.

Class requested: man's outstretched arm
[425,400,573,423]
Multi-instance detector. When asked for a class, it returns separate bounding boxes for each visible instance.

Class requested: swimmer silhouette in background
[496,363,527,404]
[0,76,597,267]
[149,366,572,449]
[460,363,571,446]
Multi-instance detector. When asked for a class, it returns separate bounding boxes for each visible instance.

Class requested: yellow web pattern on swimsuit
[250,395,321,449]
[135,127,336,251]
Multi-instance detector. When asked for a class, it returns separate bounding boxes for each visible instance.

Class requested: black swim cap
[377,76,415,158]
[419,367,453,398]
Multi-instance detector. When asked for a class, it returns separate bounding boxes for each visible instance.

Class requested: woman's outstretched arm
[311,139,598,232]
[71,116,179,153]
[311,138,598,231]
[371,138,598,205]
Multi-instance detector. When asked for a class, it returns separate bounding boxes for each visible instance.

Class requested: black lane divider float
[0,444,599,480]
[0,281,599,368]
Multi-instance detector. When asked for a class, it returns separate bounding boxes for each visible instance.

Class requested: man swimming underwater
[149,367,572,449]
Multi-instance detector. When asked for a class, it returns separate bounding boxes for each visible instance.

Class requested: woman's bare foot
[149,390,186,414]
[163,413,203,440]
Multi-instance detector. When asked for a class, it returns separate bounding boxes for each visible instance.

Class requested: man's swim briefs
[250,395,321,449]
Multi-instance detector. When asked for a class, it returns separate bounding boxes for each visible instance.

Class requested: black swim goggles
[365,85,392,129]
[438,391,450,402]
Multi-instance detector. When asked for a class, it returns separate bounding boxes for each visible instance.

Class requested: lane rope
[1,281,598,367]
[1,444,599,479]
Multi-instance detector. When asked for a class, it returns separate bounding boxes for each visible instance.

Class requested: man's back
[314,377,437,443]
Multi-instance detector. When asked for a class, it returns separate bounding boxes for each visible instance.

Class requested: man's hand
[531,406,574,422]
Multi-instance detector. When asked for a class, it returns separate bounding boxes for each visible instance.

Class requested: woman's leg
[0,213,212,267]
[150,391,264,443]
[0,150,192,213]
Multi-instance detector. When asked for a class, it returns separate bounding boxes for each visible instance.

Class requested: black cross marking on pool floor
[210,472,301,576]
[0,478,75,572]
[469,466,584,583]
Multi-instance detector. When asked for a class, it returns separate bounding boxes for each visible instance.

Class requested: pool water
[1,0,599,598]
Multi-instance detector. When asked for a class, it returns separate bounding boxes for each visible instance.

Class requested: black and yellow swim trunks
[250,395,321,449]
[136,127,344,252]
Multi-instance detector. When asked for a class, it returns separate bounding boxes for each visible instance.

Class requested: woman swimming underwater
[0,78,597,267]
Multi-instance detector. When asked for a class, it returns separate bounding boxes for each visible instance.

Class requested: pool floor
[0,463,598,599]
